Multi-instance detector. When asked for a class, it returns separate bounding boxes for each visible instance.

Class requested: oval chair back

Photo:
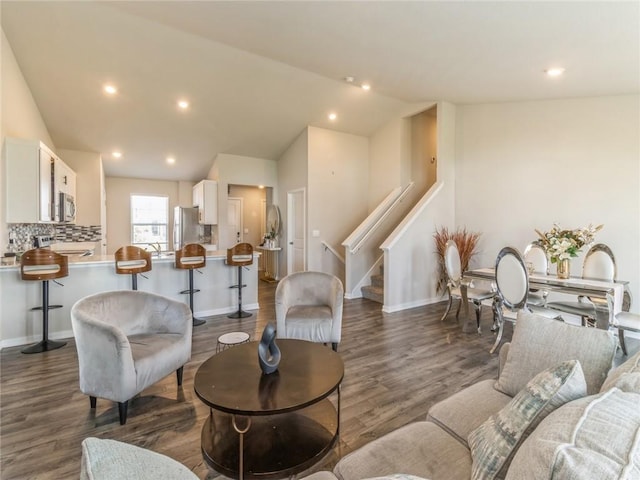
[495,246,529,311]
[523,243,548,275]
[582,243,616,281]
[444,240,462,286]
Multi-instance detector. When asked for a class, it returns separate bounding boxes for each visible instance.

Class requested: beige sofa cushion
[80,437,198,480]
[427,379,512,447]
[495,312,616,396]
[601,349,640,393]
[333,421,471,480]
[505,388,640,480]
[468,360,587,480]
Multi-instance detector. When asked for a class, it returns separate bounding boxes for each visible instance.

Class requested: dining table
[459,268,628,334]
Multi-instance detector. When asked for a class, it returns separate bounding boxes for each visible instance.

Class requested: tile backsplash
[7,224,102,252]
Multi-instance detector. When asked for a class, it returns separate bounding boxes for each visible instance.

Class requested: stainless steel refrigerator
[173,206,199,250]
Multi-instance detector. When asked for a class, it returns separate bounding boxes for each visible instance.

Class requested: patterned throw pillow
[468,360,587,480]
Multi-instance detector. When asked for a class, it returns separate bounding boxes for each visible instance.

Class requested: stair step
[361,285,383,304]
[370,274,384,288]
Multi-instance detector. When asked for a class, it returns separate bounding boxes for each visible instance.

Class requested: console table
[194,339,343,479]
[256,246,281,282]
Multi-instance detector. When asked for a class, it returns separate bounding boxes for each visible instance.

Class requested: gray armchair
[275,271,344,351]
[71,291,192,424]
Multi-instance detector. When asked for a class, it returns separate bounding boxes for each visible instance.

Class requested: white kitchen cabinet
[4,138,56,223]
[192,180,218,225]
[55,158,76,197]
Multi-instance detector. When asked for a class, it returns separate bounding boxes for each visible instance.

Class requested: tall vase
[556,258,570,279]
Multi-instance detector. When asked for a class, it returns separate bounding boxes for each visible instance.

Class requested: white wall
[307,126,369,277]
[382,102,457,311]
[208,153,277,250]
[228,184,267,248]
[277,129,309,276]
[58,149,102,226]
[104,177,182,254]
[455,95,640,311]
[1,29,55,249]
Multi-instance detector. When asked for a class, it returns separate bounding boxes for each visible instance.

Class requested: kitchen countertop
[0,250,259,269]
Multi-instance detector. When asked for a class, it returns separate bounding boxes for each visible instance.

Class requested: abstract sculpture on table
[258,323,281,374]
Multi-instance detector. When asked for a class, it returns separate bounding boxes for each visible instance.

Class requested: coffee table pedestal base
[202,400,338,479]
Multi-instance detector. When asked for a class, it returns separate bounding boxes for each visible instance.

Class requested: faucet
[147,242,162,257]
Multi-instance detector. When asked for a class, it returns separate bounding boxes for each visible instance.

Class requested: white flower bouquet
[535,223,603,263]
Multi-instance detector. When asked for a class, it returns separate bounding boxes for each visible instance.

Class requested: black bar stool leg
[22,280,66,354]
[188,270,206,326]
[131,273,138,290]
[228,265,251,319]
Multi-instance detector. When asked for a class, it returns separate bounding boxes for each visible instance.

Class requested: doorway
[227,197,243,245]
[287,188,306,273]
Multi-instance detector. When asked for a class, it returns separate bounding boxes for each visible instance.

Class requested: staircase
[361,265,384,304]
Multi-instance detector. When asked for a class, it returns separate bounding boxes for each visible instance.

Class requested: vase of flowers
[534,224,603,279]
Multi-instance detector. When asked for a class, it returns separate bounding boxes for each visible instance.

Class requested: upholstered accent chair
[276,271,344,351]
[491,247,563,353]
[441,240,495,333]
[71,291,192,424]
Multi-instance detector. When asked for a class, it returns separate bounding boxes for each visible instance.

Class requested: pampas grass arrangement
[434,226,481,295]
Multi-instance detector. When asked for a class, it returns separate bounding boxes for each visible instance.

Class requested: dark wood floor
[1,282,630,479]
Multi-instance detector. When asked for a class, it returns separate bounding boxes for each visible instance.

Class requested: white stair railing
[342,183,414,298]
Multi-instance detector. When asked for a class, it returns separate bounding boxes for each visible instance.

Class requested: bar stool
[114,246,151,290]
[175,243,207,327]
[226,243,253,319]
[20,248,69,354]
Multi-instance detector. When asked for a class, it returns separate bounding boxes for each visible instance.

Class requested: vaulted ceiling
[2,1,638,181]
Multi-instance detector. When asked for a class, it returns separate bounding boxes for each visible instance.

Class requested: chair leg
[331,343,338,352]
[440,293,453,322]
[455,298,462,320]
[90,396,97,409]
[21,280,66,354]
[118,401,128,425]
[474,301,482,334]
[490,305,504,354]
[618,328,628,356]
[176,366,184,386]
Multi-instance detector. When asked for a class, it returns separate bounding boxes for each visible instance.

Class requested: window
[131,195,169,251]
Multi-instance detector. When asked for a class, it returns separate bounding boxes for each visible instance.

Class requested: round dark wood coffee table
[194,339,344,480]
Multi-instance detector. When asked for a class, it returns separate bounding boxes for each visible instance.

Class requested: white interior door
[287,189,306,273]
[227,197,243,246]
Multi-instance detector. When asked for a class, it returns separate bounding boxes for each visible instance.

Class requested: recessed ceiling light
[361,83,371,91]
[328,113,337,121]
[344,76,355,83]
[166,157,176,165]
[545,67,565,77]
[112,151,122,158]
[258,185,265,189]
[104,84,118,95]
[177,100,189,109]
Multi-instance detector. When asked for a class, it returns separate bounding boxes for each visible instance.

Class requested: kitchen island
[0,251,260,349]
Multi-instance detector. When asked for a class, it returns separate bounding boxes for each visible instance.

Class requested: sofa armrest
[498,342,510,377]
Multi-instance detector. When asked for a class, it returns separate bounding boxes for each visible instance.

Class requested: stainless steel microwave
[59,192,76,223]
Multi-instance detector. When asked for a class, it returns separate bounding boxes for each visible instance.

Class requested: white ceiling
[2,1,638,181]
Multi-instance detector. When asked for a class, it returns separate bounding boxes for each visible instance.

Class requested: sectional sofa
[81,312,640,479]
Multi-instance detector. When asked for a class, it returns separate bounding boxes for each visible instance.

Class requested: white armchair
[275,271,344,351]
[71,291,192,424]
